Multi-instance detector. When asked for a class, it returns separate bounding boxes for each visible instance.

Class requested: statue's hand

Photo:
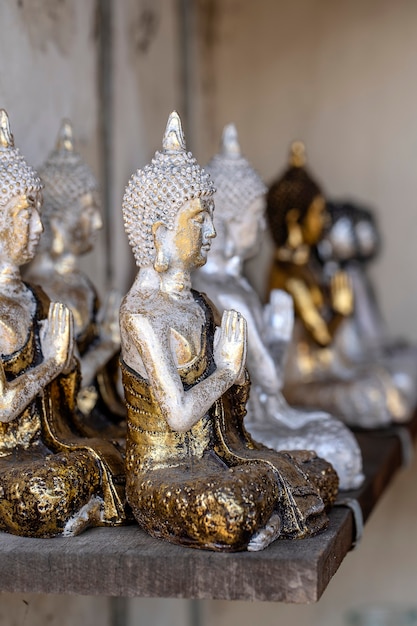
[264,289,294,344]
[98,290,122,346]
[213,310,247,384]
[40,302,74,374]
[330,271,354,316]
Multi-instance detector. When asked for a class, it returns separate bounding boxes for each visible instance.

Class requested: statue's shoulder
[121,288,168,330]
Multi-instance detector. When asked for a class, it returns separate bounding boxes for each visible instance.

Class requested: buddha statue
[27,121,125,442]
[266,142,413,428]
[0,109,125,537]
[193,124,364,490]
[317,200,417,408]
[120,111,338,552]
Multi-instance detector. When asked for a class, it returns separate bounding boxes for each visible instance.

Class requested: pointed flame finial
[220,123,241,158]
[162,111,186,153]
[0,109,14,149]
[289,141,306,168]
[56,119,74,152]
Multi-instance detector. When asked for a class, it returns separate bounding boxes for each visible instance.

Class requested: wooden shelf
[0,411,415,603]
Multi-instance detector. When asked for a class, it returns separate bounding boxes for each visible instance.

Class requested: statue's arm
[326,270,354,338]
[349,266,385,344]
[286,277,333,346]
[79,290,121,386]
[0,303,74,423]
[125,310,245,433]
[78,341,119,387]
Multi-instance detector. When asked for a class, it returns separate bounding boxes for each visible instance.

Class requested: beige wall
[192,0,417,343]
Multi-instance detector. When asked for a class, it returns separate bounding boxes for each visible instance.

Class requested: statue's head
[266,142,326,251]
[354,206,380,262]
[317,201,357,263]
[122,111,216,271]
[205,124,267,261]
[0,110,43,266]
[38,120,101,257]
[318,201,380,264]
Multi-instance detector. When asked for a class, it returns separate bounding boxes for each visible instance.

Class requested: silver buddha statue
[119,111,338,552]
[266,143,414,429]
[193,125,364,490]
[318,200,417,409]
[0,109,126,537]
[27,121,126,443]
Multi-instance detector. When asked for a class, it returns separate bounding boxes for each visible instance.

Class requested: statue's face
[225,195,265,260]
[157,197,216,271]
[327,217,356,261]
[0,192,43,265]
[355,220,377,258]
[302,195,327,246]
[61,191,103,256]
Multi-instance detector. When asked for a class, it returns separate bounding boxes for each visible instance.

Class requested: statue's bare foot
[247,513,281,551]
[63,496,104,536]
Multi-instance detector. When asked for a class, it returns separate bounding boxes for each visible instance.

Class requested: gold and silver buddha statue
[27,120,126,443]
[193,124,364,490]
[266,143,415,428]
[0,109,126,538]
[120,111,338,552]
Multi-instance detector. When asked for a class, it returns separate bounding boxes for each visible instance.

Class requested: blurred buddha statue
[266,142,413,428]
[193,124,363,490]
[317,200,417,409]
[120,112,338,552]
[0,110,125,537]
[27,121,125,443]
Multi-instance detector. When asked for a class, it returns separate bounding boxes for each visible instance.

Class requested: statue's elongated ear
[286,208,303,249]
[152,221,169,272]
[152,221,168,244]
